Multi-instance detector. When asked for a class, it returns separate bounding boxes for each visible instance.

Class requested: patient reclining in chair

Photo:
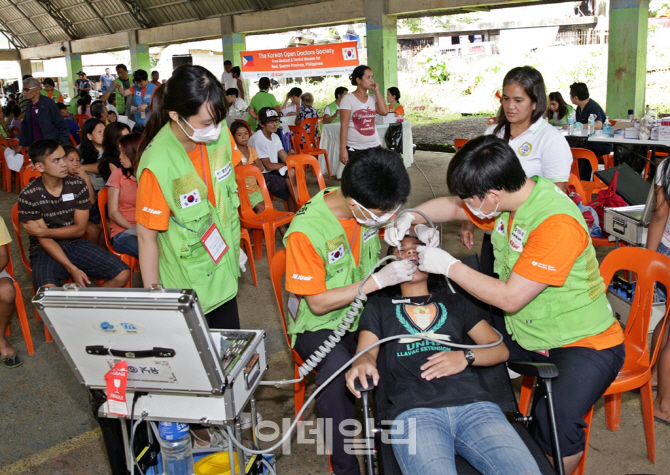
[345,235,541,475]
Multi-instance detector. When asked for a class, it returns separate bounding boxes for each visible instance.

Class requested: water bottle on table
[588,114,596,136]
[603,117,612,137]
[158,421,194,475]
[568,110,576,135]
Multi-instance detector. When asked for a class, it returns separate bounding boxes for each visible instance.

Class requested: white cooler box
[603,205,648,246]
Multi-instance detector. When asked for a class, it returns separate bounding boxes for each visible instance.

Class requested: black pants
[294,330,361,475]
[505,336,625,456]
[205,297,240,329]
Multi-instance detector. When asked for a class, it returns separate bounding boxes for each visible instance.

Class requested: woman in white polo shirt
[461,66,572,273]
[338,64,389,165]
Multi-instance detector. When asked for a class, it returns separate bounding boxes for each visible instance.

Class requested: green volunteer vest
[283,188,382,345]
[113,78,127,114]
[325,101,340,123]
[41,89,61,102]
[136,123,241,313]
[491,176,615,351]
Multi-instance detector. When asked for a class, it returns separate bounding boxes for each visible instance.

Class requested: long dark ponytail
[137,65,227,159]
[493,66,547,141]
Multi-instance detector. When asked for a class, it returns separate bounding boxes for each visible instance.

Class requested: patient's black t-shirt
[358,292,495,420]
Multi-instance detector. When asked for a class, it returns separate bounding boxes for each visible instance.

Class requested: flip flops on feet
[1,353,22,368]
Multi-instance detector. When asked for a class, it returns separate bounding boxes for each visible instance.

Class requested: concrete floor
[0,150,668,475]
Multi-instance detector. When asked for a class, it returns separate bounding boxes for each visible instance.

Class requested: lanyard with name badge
[171,143,228,264]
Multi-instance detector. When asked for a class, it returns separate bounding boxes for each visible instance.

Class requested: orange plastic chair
[73,114,88,129]
[21,166,41,190]
[454,138,469,151]
[11,203,52,342]
[0,137,21,193]
[270,248,308,420]
[97,188,136,288]
[2,243,34,356]
[230,119,251,135]
[567,173,587,204]
[289,126,331,179]
[300,117,323,148]
[286,154,326,209]
[234,165,294,266]
[240,227,258,287]
[70,134,78,146]
[10,126,20,139]
[571,148,606,199]
[487,117,497,126]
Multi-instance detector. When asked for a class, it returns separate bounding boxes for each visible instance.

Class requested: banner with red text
[240,42,359,79]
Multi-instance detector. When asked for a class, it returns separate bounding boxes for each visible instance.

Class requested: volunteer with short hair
[135,64,244,330]
[116,69,157,130]
[323,86,348,124]
[284,147,434,475]
[386,135,625,475]
[460,66,572,275]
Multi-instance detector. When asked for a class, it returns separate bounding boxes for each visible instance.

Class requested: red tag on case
[105,361,129,416]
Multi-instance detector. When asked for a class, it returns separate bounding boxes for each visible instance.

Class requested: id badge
[287,293,301,322]
[200,223,228,264]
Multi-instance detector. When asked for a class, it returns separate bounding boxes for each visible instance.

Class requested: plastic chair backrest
[300,117,321,146]
[11,203,31,274]
[600,247,670,370]
[10,127,20,139]
[571,148,600,181]
[97,188,114,249]
[454,138,469,151]
[269,248,293,349]
[286,154,326,208]
[487,117,497,126]
[4,243,15,279]
[289,126,317,153]
[288,126,302,154]
[74,114,88,128]
[567,173,587,203]
[70,134,77,146]
[234,164,278,219]
[22,167,41,188]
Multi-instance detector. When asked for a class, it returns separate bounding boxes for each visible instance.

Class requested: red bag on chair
[587,171,628,230]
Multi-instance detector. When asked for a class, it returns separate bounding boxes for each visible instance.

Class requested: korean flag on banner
[342,47,357,60]
[179,189,202,208]
[328,245,345,264]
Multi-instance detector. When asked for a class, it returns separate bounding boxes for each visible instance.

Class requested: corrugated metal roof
[0,0,324,48]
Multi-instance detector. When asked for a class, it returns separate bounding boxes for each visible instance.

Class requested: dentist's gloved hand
[417,246,460,278]
[371,259,417,290]
[415,224,440,248]
[239,248,248,272]
[384,212,415,248]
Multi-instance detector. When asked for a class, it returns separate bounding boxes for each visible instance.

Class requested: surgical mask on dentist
[177,116,222,143]
[465,195,501,220]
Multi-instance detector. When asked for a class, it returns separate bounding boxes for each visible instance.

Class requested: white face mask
[177,116,222,143]
[465,195,501,220]
[352,200,400,227]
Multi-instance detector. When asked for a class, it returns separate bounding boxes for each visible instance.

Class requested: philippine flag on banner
[242,55,254,67]
[342,47,357,60]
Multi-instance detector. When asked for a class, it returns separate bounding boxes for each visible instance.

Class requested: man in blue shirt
[99,68,115,95]
[57,103,80,145]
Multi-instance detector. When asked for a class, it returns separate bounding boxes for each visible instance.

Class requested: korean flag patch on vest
[328,244,345,264]
[180,189,202,208]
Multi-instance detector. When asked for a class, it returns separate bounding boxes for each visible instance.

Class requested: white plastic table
[319,121,414,179]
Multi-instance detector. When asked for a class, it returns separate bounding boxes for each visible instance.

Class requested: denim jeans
[112,230,138,258]
[391,402,541,475]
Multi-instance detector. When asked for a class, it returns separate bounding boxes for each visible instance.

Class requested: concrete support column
[64,41,82,101]
[221,16,248,97]
[129,30,151,73]
[18,59,32,79]
[365,0,398,96]
[606,0,648,119]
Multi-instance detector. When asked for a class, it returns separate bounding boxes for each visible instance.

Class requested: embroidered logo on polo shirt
[179,189,201,208]
[518,142,532,156]
[327,245,345,264]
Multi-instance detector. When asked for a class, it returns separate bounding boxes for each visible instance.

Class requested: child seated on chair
[105,133,141,258]
[63,145,99,244]
[0,217,19,369]
[346,234,542,475]
[231,121,265,214]
[18,139,129,290]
